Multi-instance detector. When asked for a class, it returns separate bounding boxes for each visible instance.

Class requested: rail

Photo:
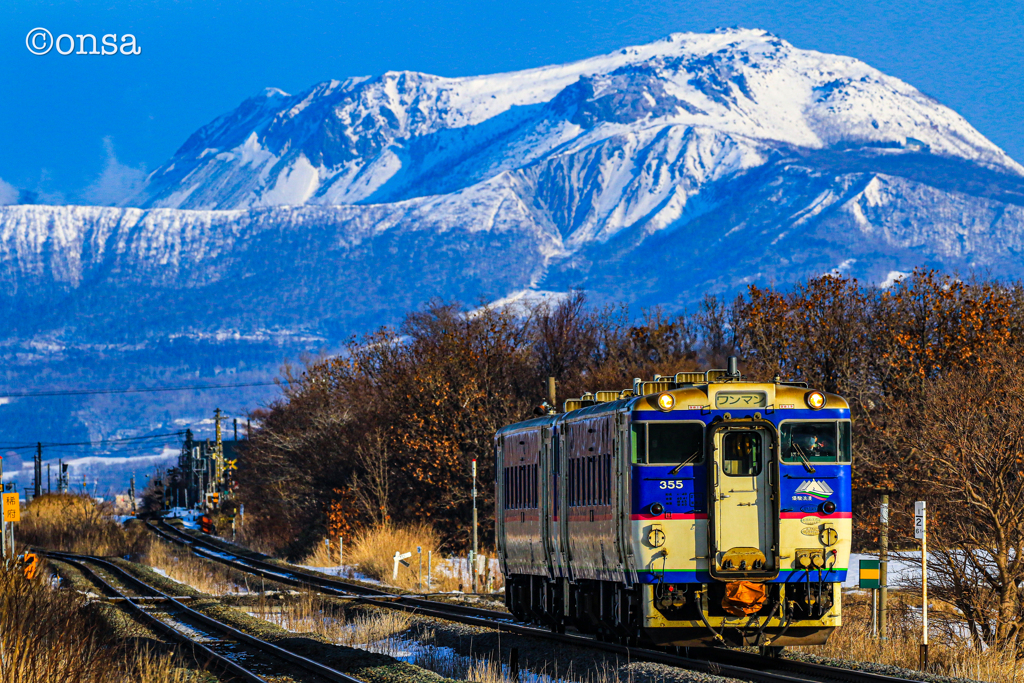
[146,520,927,683]
[47,551,365,683]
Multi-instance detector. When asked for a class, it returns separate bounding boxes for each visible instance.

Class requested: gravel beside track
[149,520,960,683]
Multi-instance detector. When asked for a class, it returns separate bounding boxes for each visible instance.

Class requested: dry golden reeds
[305,523,503,593]
[0,564,191,682]
[18,494,149,558]
[800,591,1022,681]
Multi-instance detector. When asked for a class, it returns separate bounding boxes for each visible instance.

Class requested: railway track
[147,519,927,683]
[48,551,364,683]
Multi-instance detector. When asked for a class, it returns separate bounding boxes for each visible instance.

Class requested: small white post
[427,550,432,589]
[325,537,330,564]
[339,537,343,572]
[915,500,928,668]
[417,546,422,590]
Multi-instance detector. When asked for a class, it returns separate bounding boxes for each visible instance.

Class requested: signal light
[805,391,826,410]
[649,502,664,516]
[821,500,837,515]
[655,392,675,411]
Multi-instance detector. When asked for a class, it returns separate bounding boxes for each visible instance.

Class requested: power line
[0,380,280,399]
[0,432,185,450]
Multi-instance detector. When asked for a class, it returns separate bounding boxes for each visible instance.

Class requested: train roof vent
[674,371,705,385]
[640,381,675,396]
[594,390,619,403]
[619,389,635,399]
[565,394,597,412]
[705,369,730,381]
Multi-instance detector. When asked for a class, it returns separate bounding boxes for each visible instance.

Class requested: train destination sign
[714,392,767,408]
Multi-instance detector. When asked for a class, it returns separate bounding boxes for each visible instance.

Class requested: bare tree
[888,354,1024,650]
[351,429,391,526]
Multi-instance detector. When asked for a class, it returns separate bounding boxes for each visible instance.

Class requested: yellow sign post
[3,493,20,522]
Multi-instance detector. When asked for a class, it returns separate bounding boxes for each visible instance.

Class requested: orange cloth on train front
[721,581,768,616]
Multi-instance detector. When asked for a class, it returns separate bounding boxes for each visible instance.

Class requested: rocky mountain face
[3,28,1024,454]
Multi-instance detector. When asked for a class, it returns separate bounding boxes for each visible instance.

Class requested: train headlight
[655,392,675,411]
[805,391,826,410]
[821,501,836,515]
[649,502,664,516]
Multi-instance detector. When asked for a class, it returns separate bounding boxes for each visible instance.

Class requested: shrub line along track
[148,520,924,683]
[47,551,364,683]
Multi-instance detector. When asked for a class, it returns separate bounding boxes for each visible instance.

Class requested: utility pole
[47,463,51,494]
[34,442,42,499]
[471,458,478,593]
[233,418,238,441]
[129,474,136,515]
[58,459,63,494]
[880,492,889,641]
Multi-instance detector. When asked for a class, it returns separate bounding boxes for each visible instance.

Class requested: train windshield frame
[779,419,852,464]
[631,421,705,465]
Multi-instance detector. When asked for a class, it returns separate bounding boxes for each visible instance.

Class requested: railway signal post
[471,458,478,593]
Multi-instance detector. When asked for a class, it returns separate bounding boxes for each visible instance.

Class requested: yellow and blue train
[495,358,851,649]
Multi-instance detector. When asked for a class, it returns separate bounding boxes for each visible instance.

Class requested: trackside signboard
[859,559,880,589]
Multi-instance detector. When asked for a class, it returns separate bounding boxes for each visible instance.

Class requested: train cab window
[781,422,841,463]
[647,423,704,465]
[722,431,763,476]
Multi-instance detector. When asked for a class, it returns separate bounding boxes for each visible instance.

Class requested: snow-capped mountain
[4,28,1024,447]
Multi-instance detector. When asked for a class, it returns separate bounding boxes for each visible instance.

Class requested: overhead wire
[0,380,280,398]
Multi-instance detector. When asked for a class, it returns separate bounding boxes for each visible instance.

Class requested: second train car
[495,358,852,648]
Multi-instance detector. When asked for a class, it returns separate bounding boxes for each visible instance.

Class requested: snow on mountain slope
[131,28,1021,216]
[5,28,1024,446]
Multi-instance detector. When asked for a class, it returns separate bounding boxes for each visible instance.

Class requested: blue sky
[2,0,1021,205]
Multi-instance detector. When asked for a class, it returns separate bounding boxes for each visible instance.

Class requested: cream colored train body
[496,365,852,648]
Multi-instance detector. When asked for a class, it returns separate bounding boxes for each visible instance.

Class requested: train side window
[647,423,704,465]
[781,422,840,463]
[569,458,576,507]
[533,464,538,508]
[722,431,763,476]
[839,422,852,463]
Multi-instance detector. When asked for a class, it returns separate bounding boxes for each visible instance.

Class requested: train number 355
[658,480,686,489]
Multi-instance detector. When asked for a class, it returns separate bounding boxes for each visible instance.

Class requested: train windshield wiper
[792,444,817,473]
[669,450,701,475]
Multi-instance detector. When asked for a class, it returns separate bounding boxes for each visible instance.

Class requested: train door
[541,426,556,578]
[710,426,775,576]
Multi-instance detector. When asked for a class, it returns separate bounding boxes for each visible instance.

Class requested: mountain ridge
[3,27,1024,448]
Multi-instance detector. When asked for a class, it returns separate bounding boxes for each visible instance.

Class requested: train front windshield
[780,421,852,463]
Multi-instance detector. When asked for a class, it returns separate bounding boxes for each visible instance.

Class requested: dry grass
[249,590,413,647]
[18,494,150,558]
[250,593,624,683]
[800,591,1022,681]
[143,538,257,596]
[310,523,502,592]
[0,564,192,682]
